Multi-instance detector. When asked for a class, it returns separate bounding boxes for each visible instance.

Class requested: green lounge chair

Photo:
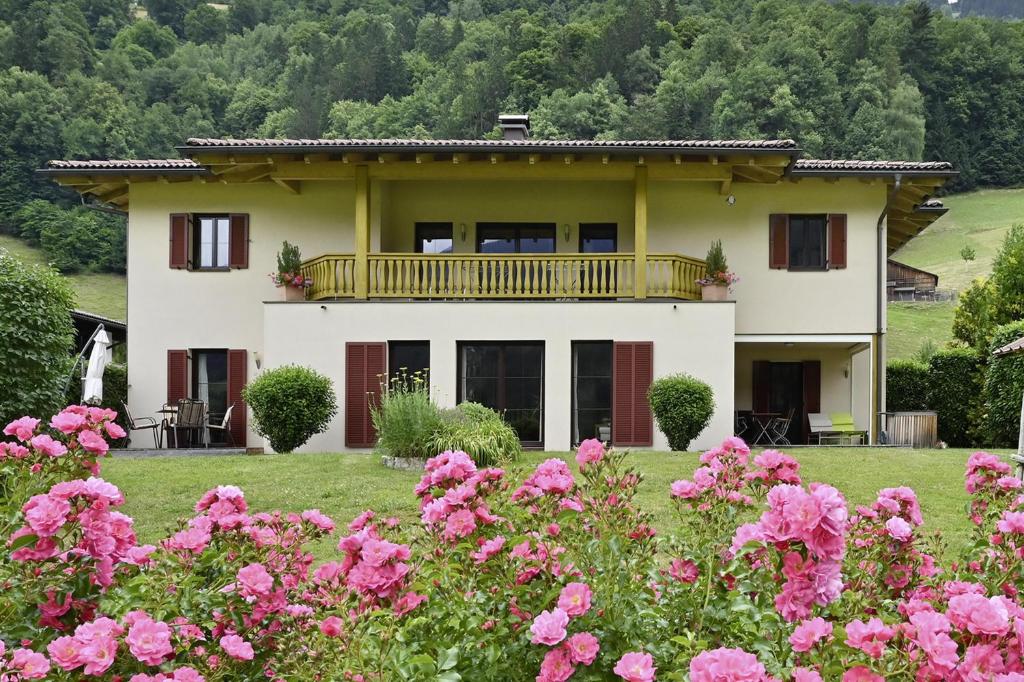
[829,412,868,445]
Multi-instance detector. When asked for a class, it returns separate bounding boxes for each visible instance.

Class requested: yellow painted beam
[634,165,648,300]
[353,165,369,300]
[272,178,301,194]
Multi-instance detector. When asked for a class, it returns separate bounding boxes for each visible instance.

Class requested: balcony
[300,252,707,301]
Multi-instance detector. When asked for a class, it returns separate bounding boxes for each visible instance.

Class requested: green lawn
[104,448,1007,560]
[0,235,127,320]
[892,187,1024,291]
[886,301,956,361]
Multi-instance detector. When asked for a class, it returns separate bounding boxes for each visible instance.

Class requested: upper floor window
[579,223,617,253]
[477,223,556,254]
[769,213,847,271]
[196,216,230,269]
[415,222,453,254]
[788,215,827,270]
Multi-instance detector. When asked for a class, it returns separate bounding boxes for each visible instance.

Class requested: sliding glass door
[476,223,556,254]
[572,341,613,444]
[459,342,544,446]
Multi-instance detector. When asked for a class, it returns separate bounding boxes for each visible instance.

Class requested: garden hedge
[927,348,984,447]
[885,360,929,412]
[243,364,337,453]
[985,319,1024,447]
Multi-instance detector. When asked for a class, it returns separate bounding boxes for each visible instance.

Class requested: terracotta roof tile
[182,137,799,152]
[794,159,954,172]
[46,159,203,170]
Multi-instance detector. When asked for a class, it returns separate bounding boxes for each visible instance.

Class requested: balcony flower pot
[700,283,729,301]
[283,285,306,302]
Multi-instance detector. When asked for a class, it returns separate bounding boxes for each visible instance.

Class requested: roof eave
[789,169,959,179]
[176,142,803,157]
[37,167,211,177]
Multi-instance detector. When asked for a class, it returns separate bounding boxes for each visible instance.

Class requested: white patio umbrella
[82,328,112,405]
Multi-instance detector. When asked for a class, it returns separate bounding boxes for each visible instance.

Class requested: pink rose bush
[6,408,1024,680]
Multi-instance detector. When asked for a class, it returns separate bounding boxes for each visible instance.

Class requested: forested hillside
[2,0,1023,276]
[859,0,1024,19]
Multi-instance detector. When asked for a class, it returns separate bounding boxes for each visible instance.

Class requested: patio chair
[205,404,235,447]
[829,412,868,445]
[768,408,795,446]
[734,412,750,440]
[169,399,206,448]
[809,412,842,445]
[121,400,161,448]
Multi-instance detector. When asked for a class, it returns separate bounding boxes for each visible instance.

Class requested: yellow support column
[634,165,648,299]
[354,165,369,299]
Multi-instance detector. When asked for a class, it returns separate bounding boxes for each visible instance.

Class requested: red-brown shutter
[229,214,249,269]
[169,214,190,269]
[752,360,771,414]
[612,342,654,447]
[227,349,247,447]
[167,350,189,404]
[801,360,821,445]
[828,214,847,269]
[769,214,789,269]
[345,343,387,448]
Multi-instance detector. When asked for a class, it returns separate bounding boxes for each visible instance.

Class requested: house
[42,115,955,451]
[70,309,126,356]
[887,259,940,301]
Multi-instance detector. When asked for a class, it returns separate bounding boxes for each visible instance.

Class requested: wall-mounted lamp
[459,222,467,241]
[563,224,571,242]
[726,194,737,206]
[843,364,850,379]
[254,352,262,370]
[783,342,795,348]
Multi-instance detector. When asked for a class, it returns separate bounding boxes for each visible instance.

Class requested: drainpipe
[875,173,902,443]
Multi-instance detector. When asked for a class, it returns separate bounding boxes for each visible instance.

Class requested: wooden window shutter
[229,214,249,269]
[612,342,654,447]
[227,349,247,447]
[769,214,789,269]
[828,214,847,269]
[801,360,821,445]
[752,360,771,414]
[169,214,191,269]
[167,350,189,404]
[345,342,387,448]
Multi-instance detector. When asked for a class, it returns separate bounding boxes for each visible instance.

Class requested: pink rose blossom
[789,617,833,652]
[844,618,895,659]
[793,668,823,682]
[885,517,913,542]
[127,616,173,666]
[50,410,87,434]
[77,428,109,455]
[689,647,764,682]
[530,608,569,646]
[615,651,656,682]
[29,433,67,457]
[22,494,71,537]
[237,563,274,596]
[557,582,592,617]
[220,634,254,661]
[566,632,599,665]
[320,616,343,637]
[947,593,1010,636]
[104,421,127,440]
[842,667,883,682]
[575,438,605,468]
[4,416,40,441]
[538,646,575,682]
[10,648,51,679]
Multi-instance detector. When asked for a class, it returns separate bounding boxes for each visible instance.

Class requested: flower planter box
[381,455,428,470]
[701,283,729,301]
[282,286,306,302]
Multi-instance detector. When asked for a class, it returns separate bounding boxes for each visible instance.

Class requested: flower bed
[2,408,1024,680]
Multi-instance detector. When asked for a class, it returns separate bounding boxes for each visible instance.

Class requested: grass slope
[887,301,956,361]
[0,235,126,320]
[105,448,1005,560]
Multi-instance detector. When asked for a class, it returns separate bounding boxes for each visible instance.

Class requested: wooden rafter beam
[272,178,301,194]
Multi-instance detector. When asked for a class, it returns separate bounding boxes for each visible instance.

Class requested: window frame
[190,348,229,441]
[387,340,430,387]
[456,341,545,448]
[578,223,618,253]
[786,214,828,272]
[571,340,614,446]
[414,222,454,254]
[192,214,231,271]
[476,222,557,254]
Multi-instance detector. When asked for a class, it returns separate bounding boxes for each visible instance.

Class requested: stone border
[381,455,428,470]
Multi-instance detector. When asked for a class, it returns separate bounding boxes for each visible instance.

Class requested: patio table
[750,412,780,446]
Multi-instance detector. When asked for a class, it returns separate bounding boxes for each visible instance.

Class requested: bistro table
[749,412,780,446]
[156,405,177,447]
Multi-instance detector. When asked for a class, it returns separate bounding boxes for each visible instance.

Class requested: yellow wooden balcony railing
[299,252,706,301]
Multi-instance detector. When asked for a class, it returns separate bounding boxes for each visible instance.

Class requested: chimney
[498,114,530,141]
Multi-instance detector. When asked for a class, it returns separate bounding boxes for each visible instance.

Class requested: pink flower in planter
[844,618,895,659]
[557,582,592,617]
[50,409,87,434]
[29,434,67,457]
[127,615,173,666]
[9,648,50,679]
[575,438,605,469]
[789,617,833,652]
[538,646,575,682]
[220,634,254,661]
[77,429,109,455]
[566,632,599,665]
[614,651,656,681]
[320,616,344,637]
[530,608,569,646]
[237,563,274,596]
[23,493,70,537]
[4,416,40,441]
[841,667,883,682]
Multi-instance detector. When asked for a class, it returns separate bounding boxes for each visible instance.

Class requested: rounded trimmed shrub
[886,359,929,412]
[242,365,337,453]
[647,373,715,451]
[927,348,984,447]
[985,320,1024,447]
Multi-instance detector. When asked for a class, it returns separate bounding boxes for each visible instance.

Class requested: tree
[184,4,228,45]
[0,251,75,428]
[143,0,202,37]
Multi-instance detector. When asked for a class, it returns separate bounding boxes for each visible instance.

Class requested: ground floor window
[388,341,430,387]
[192,349,228,444]
[572,341,613,444]
[458,342,544,446]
